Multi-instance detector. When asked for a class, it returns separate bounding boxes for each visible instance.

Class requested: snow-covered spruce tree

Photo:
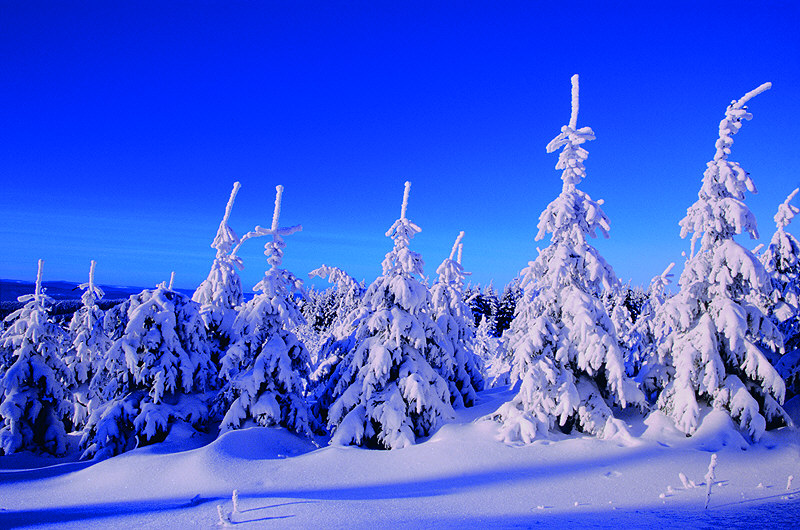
[477,316,511,388]
[216,185,312,435]
[81,274,216,459]
[64,260,111,429]
[655,82,788,441]
[0,260,74,455]
[306,266,364,382]
[193,182,245,366]
[431,232,484,406]
[490,75,644,443]
[308,265,365,342]
[604,284,649,378]
[762,189,800,397]
[317,182,454,449]
[634,263,676,400]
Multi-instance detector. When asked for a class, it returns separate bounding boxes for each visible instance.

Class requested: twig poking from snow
[732,82,771,110]
[168,271,175,291]
[232,489,240,515]
[569,74,580,129]
[788,475,794,490]
[400,181,412,220]
[271,185,284,231]
[704,454,717,509]
[217,504,231,526]
[678,472,694,489]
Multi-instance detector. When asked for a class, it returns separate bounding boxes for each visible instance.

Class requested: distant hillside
[0,279,196,321]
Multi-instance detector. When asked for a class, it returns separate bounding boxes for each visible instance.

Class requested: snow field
[1,388,799,528]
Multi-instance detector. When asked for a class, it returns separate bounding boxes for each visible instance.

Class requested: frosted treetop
[383,181,423,276]
[546,74,596,190]
[78,260,104,305]
[775,188,799,230]
[211,181,241,256]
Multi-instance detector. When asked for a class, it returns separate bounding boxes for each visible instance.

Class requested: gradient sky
[2,2,799,294]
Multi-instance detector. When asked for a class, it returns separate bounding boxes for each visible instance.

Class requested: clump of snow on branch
[491,75,643,444]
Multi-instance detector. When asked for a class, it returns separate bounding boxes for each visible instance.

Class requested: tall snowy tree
[316,182,454,449]
[491,75,644,443]
[431,232,484,407]
[655,82,787,441]
[64,260,111,429]
[193,182,245,366]
[216,185,312,436]
[81,276,216,459]
[0,260,74,455]
[762,189,800,397]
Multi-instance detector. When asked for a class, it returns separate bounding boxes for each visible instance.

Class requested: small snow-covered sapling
[704,453,717,509]
[788,475,794,490]
[217,504,231,526]
[232,489,240,515]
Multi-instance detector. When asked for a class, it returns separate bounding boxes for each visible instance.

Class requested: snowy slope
[1,387,799,529]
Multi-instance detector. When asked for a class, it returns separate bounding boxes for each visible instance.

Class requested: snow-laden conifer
[431,232,484,406]
[81,276,215,459]
[305,265,365,406]
[491,75,644,443]
[64,260,111,429]
[0,260,74,455]
[476,317,510,388]
[193,182,245,365]
[308,265,365,342]
[216,185,312,435]
[656,83,787,440]
[634,263,676,399]
[318,182,454,449]
[762,189,800,396]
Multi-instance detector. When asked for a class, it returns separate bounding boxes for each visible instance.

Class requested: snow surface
[2,387,799,529]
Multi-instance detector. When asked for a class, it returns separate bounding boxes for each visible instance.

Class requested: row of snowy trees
[2,75,800,459]
[0,180,487,456]
[490,76,800,444]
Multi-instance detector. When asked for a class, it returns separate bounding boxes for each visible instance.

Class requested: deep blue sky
[2,2,799,293]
